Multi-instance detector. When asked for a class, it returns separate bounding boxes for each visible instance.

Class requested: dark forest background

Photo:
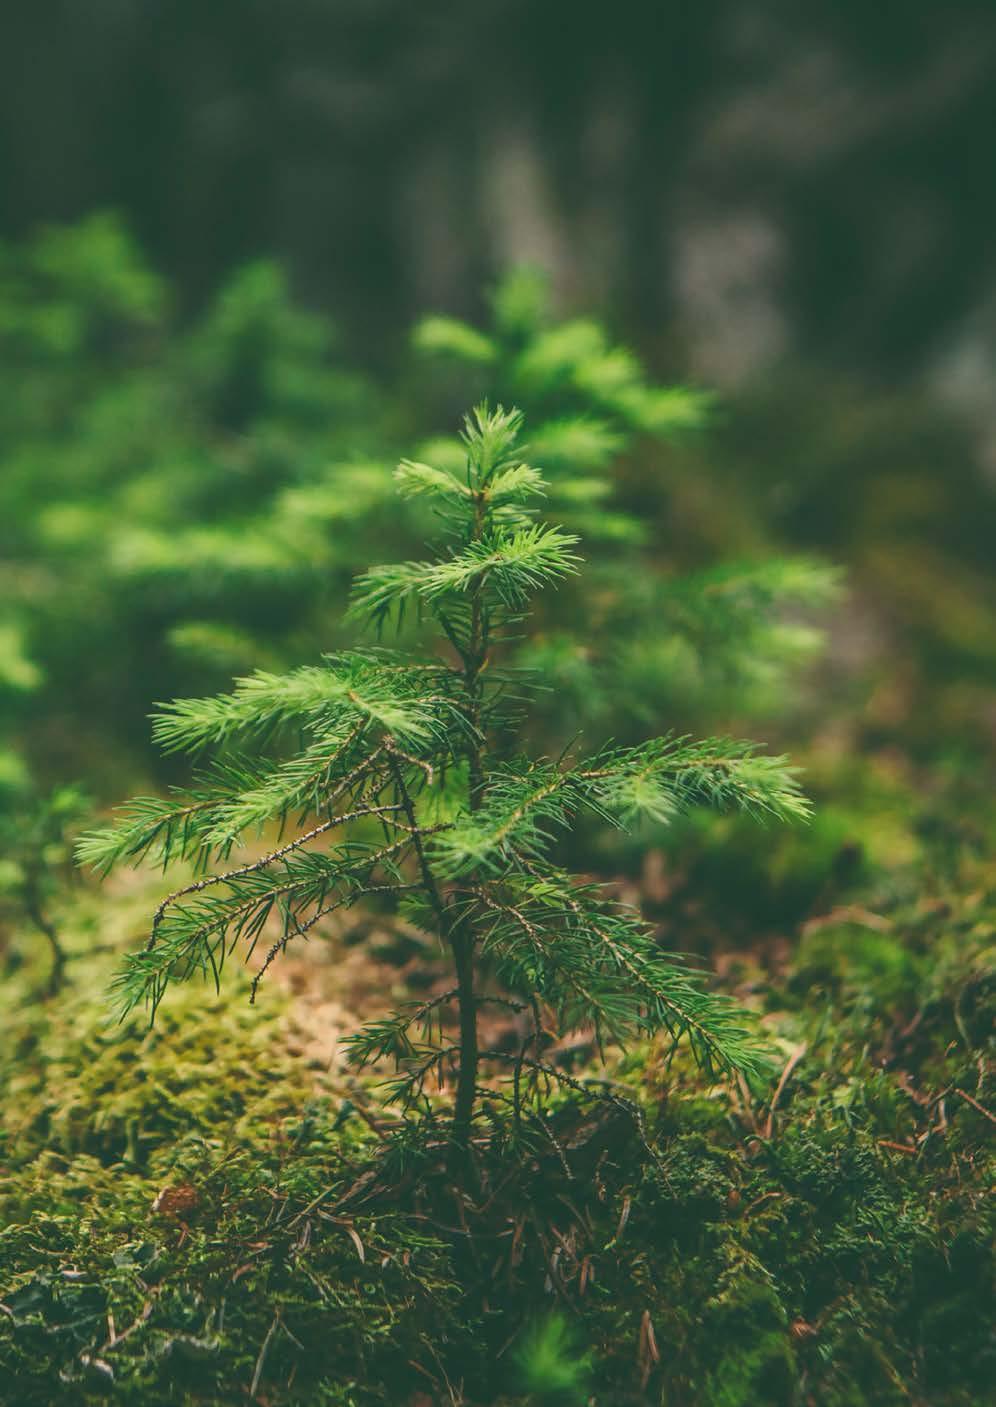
[4,0,996,403]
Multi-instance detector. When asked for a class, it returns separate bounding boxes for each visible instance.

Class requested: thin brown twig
[250,1313,280,1399]
[953,1086,996,1126]
[764,1042,808,1139]
[149,801,403,944]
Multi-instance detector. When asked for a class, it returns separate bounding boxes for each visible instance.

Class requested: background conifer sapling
[80,405,812,1168]
[413,269,841,735]
[1,785,89,995]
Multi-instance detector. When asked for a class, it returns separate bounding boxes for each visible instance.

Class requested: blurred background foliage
[0,216,843,799]
[4,1,996,380]
[0,0,993,797]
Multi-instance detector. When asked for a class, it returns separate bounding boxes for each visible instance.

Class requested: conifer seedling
[80,405,811,1166]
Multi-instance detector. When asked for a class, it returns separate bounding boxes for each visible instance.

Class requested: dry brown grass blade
[250,1312,280,1400]
[638,1308,660,1387]
[954,1086,996,1126]
[764,1041,808,1139]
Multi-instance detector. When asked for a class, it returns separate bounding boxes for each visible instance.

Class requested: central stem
[450,929,478,1156]
[449,488,489,1168]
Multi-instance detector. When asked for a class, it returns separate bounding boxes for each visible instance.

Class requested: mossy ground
[1,768,993,1406]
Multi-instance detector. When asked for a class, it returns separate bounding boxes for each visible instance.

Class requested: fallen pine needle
[954,1087,996,1126]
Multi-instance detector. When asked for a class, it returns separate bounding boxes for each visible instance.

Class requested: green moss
[1,798,993,1404]
[0,965,456,1404]
[705,1333,797,1407]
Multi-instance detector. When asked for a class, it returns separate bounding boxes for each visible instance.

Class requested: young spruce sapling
[80,405,810,1164]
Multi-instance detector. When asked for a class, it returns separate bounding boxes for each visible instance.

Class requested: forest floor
[1,741,993,1406]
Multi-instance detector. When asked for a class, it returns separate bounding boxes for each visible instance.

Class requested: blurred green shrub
[0,214,391,791]
[412,268,839,739]
[0,784,89,995]
[1,221,837,801]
